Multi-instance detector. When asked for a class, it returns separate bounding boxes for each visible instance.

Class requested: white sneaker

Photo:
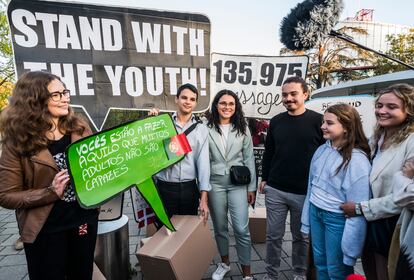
[242,276,254,280]
[212,262,231,280]
[293,274,306,280]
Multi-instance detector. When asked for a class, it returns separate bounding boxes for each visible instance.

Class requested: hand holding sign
[66,114,190,231]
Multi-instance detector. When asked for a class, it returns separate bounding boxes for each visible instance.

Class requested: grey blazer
[208,125,256,192]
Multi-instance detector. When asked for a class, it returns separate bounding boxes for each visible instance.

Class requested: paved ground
[0,191,364,280]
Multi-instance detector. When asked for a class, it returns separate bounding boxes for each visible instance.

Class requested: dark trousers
[362,247,389,280]
[154,179,200,229]
[24,221,98,280]
[395,250,414,280]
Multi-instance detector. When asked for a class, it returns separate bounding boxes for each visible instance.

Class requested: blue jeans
[310,203,353,280]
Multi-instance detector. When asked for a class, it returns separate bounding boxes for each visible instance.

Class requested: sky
[61,0,414,56]
[6,0,414,54]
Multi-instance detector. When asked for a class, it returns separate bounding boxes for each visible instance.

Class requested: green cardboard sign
[66,114,189,231]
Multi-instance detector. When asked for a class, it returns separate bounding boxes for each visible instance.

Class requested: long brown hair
[206,89,247,136]
[372,83,414,149]
[325,104,371,173]
[0,71,87,156]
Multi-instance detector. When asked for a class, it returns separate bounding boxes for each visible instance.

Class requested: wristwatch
[355,203,362,216]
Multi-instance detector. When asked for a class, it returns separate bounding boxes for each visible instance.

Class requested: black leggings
[154,179,200,229]
[24,221,98,280]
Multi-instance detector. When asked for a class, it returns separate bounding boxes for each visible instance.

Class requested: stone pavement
[0,191,364,280]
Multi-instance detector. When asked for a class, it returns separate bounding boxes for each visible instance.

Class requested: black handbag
[230,166,251,185]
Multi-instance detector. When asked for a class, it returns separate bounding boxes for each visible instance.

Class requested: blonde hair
[372,83,414,149]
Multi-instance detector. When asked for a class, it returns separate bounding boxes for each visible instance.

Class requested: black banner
[8,0,211,130]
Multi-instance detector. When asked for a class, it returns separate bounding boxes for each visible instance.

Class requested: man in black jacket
[259,76,324,280]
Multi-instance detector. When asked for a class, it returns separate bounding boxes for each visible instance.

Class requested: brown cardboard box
[140,236,152,247]
[92,262,106,280]
[249,207,267,243]
[137,215,217,280]
[146,223,157,237]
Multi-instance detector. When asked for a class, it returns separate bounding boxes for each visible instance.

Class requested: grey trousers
[209,174,251,266]
[264,186,308,279]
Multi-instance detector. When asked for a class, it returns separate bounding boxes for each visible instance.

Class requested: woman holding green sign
[207,89,256,280]
[0,71,98,280]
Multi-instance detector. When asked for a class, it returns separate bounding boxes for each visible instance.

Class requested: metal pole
[329,30,414,71]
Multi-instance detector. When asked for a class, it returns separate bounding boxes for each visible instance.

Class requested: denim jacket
[301,141,371,265]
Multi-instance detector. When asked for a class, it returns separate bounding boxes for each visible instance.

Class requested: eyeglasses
[218,101,235,108]
[49,89,71,102]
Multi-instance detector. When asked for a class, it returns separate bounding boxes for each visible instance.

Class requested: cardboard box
[140,236,152,247]
[137,215,217,280]
[139,223,158,250]
[146,223,157,237]
[249,207,267,243]
[92,262,106,280]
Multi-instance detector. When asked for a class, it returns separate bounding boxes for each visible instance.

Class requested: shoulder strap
[183,116,202,136]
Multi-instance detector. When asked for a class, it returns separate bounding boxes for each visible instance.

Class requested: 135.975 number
[213,60,303,86]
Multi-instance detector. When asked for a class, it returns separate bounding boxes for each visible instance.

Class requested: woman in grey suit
[207,90,256,280]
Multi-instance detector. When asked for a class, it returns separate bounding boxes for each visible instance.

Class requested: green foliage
[0,8,11,57]
[0,0,14,107]
[0,80,13,110]
[281,26,374,89]
[373,29,414,75]
[0,0,14,83]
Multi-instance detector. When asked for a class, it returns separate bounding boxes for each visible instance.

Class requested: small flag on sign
[163,133,192,160]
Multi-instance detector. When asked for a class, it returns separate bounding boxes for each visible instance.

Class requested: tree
[281,26,374,90]
[0,80,12,109]
[373,29,414,75]
[0,0,13,111]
